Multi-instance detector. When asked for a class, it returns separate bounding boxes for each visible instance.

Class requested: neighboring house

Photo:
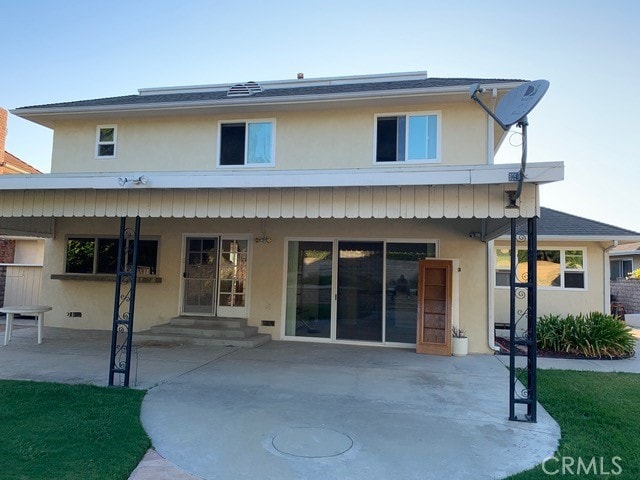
[0,71,566,353]
[610,241,640,279]
[492,207,640,337]
[0,107,45,307]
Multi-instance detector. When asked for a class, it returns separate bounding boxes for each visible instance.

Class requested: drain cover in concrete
[272,427,353,458]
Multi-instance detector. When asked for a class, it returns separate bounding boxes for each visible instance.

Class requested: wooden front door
[416,259,452,355]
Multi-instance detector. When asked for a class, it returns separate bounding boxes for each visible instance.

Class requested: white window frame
[373,111,441,164]
[217,118,276,168]
[611,258,633,279]
[494,247,587,290]
[281,237,439,346]
[95,124,117,159]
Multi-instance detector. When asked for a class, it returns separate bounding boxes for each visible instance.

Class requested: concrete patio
[0,321,566,479]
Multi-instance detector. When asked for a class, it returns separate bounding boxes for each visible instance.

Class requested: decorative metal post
[108,216,141,387]
[508,216,538,422]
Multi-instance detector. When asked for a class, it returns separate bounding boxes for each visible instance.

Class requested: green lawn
[507,370,640,479]
[0,380,150,480]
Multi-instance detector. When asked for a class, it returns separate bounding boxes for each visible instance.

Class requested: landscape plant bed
[496,312,637,360]
[495,337,635,360]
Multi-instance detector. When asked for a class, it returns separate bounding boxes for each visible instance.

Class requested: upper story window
[375,112,440,163]
[96,125,117,158]
[495,248,586,289]
[218,119,275,167]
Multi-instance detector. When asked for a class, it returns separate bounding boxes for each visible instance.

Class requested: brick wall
[0,239,15,263]
[611,278,640,314]
[0,107,7,156]
[0,266,5,307]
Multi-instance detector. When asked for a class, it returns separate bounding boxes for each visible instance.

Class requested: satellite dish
[495,80,549,129]
[469,78,550,206]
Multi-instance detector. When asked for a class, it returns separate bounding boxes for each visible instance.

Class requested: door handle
[183,272,187,278]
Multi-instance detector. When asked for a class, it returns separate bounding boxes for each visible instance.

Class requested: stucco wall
[494,241,607,324]
[41,217,491,353]
[50,102,488,173]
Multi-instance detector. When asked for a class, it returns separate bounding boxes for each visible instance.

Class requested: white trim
[139,71,431,96]
[610,250,640,257]
[216,235,252,319]
[179,234,219,317]
[0,162,565,191]
[281,236,438,346]
[216,118,276,168]
[95,124,117,159]
[178,233,252,318]
[0,263,43,267]
[494,246,588,291]
[12,81,526,129]
[373,111,442,164]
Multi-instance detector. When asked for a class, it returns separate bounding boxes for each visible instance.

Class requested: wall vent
[227,81,263,97]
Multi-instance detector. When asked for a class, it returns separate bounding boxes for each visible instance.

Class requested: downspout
[487,88,497,165]
[487,238,500,352]
[604,240,618,314]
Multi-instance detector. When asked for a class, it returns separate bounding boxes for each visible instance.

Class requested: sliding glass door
[336,241,384,341]
[285,241,333,338]
[284,239,436,344]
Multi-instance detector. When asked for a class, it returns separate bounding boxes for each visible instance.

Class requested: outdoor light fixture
[255,220,272,243]
[117,175,149,187]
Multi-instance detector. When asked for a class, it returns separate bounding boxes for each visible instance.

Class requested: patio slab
[141,341,560,480]
[1,322,561,479]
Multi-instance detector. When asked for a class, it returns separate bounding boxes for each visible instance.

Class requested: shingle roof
[611,241,640,253]
[538,207,640,237]
[15,77,523,111]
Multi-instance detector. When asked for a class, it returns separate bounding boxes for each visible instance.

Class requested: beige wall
[50,102,488,173]
[13,239,45,265]
[41,216,492,353]
[493,241,607,325]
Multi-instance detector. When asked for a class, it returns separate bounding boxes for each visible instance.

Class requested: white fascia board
[496,235,640,242]
[0,162,563,191]
[138,71,431,95]
[610,249,640,256]
[12,82,524,126]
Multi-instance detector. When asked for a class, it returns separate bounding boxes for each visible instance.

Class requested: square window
[495,248,585,289]
[375,113,439,163]
[96,125,117,158]
[219,120,274,166]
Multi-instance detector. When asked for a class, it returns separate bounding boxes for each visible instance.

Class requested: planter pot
[452,337,468,356]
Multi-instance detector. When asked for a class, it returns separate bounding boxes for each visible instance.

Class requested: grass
[0,380,150,480]
[507,370,640,479]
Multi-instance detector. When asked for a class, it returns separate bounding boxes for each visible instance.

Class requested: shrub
[628,268,640,279]
[537,312,636,359]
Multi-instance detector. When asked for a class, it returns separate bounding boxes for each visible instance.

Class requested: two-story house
[0,71,564,353]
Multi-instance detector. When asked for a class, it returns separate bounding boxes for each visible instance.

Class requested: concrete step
[150,323,259,339]
[170,316,247,329]
[134,332,272,348]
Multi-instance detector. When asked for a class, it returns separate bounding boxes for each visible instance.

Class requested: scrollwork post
[108,216,141,387]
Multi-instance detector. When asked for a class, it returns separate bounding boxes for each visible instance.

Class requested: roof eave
[0,161,563,190]
[11,81,524,128]
[498,235,640,242]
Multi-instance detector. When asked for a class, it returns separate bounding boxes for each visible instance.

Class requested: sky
[1,0,639,231]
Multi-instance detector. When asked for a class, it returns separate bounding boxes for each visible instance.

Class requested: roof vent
[227,81,263,97]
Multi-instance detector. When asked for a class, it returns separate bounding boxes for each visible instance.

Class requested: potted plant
[452,326,468,356]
